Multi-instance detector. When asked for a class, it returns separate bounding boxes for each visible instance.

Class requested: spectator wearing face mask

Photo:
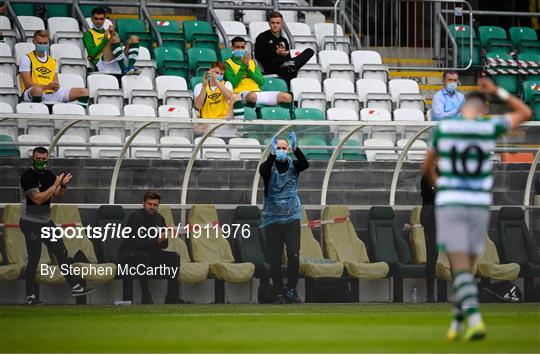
[431,70,464,121]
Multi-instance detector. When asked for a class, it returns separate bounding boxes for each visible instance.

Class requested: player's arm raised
[478,77,532,130]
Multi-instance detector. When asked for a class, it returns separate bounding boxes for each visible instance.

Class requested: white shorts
[96,58,122,74]
[23,87,70,103]
[435,206,490,255]
[240,91,280,106]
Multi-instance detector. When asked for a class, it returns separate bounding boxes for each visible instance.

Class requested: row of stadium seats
[2,204,537,302]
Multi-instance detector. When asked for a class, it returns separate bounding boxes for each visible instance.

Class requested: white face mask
[93,23,105,31]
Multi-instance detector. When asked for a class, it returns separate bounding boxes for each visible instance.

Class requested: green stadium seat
[182,20,218,48]
[259,107,291,120]
[298,137,331,160]
[486,52,519,94]
[46,4,70,17]
[0,135,19,157]
[367,206,426,302]
[517,53,540,81]
[243,106,258,120]
[12,3,34,15]
[509,26,540,54]
[497,207,540,302]
[189,76,202,90]
[187,47,218,76]
[522,79,540,120]
[116,19,153,49]
[449,24,482,67]
[331,138,366,161]
[478,26,513,54]
[153,20,186,52]
[154,47,189,78]
[220,47,233,62]
[294,107,328,139]
[261,77,288,92]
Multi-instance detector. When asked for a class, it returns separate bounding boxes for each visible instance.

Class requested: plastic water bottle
[411,285,418,303]
[113,300,132,306]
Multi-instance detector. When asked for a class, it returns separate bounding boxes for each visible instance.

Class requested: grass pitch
[0,303,539,353]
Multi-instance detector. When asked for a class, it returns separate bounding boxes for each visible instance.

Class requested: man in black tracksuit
[19,146,94,305]
[118,191,184,304]
[254,11,314,83]
[420,172,438,303]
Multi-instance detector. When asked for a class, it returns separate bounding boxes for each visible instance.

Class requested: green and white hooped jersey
[432,115,511,208]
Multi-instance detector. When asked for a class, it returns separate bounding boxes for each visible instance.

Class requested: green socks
[127,43,139,68]
[111,42,127,72]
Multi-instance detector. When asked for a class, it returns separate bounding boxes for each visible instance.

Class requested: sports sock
[127,43,139,68]
[32,95,42,103]
[233,100,244,119]
[76,96,89,108]
[453,271,482,327]
[111,42,127,72]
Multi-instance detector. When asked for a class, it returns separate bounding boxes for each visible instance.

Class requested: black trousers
[265,220,300,293]
[420,205,438,297]
[266,48,315,82]
[19,218,80,297]
[118,248,180,299]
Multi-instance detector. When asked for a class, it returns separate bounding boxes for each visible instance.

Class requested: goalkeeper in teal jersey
[423,78,532,342]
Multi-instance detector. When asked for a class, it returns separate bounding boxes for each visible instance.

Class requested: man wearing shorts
[84,7,141,75]
[423,78,532,341]
[19,30,89,106]
[225,37,292,109]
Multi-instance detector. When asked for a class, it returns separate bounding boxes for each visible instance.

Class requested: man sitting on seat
[83,7,141,75]
[118,191,185,304]
[19,30,89,106]
[225,37,292,109]
[255,11,314,83]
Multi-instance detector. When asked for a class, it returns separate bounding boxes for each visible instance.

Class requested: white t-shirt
[194,81,233,98]
[18,52,57,73]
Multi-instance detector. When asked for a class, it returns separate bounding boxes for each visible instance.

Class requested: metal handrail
[140,0,162,47]
[4,0,25,41]
[72,0,89,32]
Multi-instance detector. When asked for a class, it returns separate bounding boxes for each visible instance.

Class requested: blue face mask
[216,74,224,82]
[446,82,458,93]
[35,44,49,53]
[275,150,288,162]
[233,49,246,58]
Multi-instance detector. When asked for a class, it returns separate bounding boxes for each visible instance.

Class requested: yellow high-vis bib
[226,58,260,93]
[22,51,57,94]
[200,81,230,119]
[87,28,107,61]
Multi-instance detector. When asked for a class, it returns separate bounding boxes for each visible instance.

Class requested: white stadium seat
[47,17,83,51]
[160,136,192,159]
[323,78,359,110]
[364,138,397,161]
[0,42,17,79]
[219,21,248,44]
[57,134,90,158]
[397,138,427,161]
[126,135,160,159]
[0,102,13,113]
[89,104,125,141]
[53,103,90,140]
[229,137,262,160]
[158,105,192,140]
[388,79,425,111]
[15,42,35,64]
[87,73,124,111]
[50,43,88,81]
[18,134,50,158]
[121,75,158,109]
[290,77,325,113]
[326,107,359,121]
[356,78,392,111]
[124,104,160,142]
[393,108,425,122]
[0,16,16,49]
[132,46,156,81]
[279,0,299,23]
[287,22,317,52]
[89,103,121,116]
[16,102,48,114]
[248,21,269,43]
[18,16,45,41]
[89,134,122,158]
[351,50,389,82]
[58,73,84,91]
[318,50,355,81]
[212,0,235,21]
[313,23,349,51]
[242,0,268,25]
[195,136,231,160]
[361,107,394,142]
[155,75,193,108]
